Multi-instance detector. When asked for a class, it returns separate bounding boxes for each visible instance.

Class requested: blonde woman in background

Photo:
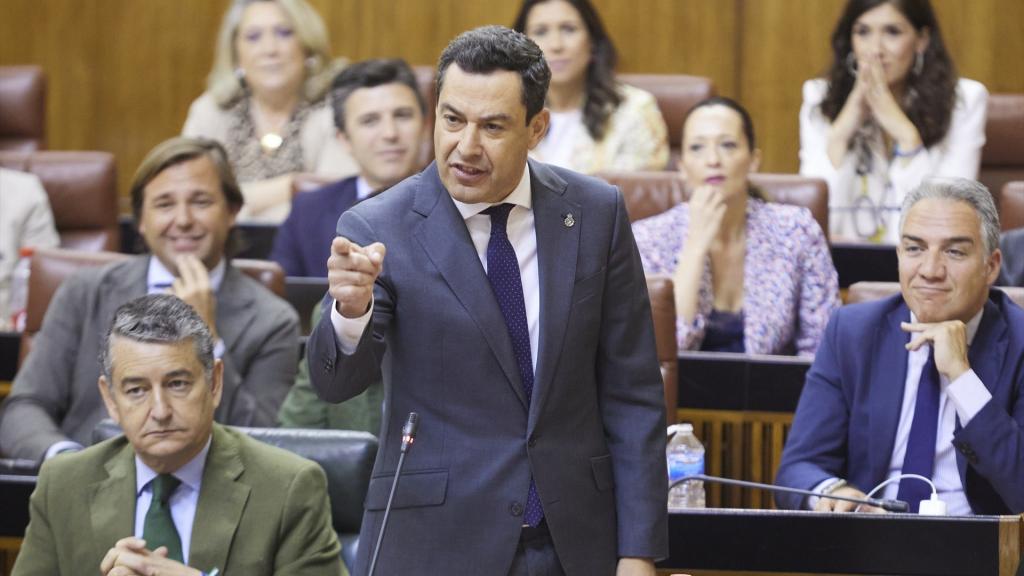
[184,0,357,222]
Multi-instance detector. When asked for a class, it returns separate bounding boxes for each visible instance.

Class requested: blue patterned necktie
[896,349,940,513]
[483,203,543,527]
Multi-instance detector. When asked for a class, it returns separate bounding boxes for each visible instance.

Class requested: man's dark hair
[330,58,427,132]
[436,25,551,124]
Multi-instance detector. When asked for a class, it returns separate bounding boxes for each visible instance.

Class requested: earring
[234,67,246,83]
[846,52,859,76]
[305,56,318,71]
[913,51,924,75]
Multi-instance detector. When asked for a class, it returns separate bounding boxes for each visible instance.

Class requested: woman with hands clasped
[633,97,839,356]
[800,0,987,243]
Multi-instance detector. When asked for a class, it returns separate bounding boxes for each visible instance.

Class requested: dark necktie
[483,203,543,527]
[143,474,183,562]
[896,349,940,513]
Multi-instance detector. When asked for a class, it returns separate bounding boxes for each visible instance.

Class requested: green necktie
[143,474,183,563]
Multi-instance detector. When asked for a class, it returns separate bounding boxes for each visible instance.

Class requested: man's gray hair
[99,294,214,382]
[899,177,1001,255]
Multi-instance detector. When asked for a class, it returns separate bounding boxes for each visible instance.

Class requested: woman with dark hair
[800,0,987,243]
[513,0,668,173]
[633,97,838,356]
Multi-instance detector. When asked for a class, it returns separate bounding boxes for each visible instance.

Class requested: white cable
[852,474,938,513]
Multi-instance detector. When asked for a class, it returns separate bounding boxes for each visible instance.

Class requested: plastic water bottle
[7,247,33,332]
[667,423,705,509]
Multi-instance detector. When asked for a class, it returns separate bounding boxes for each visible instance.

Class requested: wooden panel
[681,408,793,509]
[0,0,1020,205]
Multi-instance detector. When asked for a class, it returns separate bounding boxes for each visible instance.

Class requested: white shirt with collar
[331,164,539,371]
[134,437,212,564]
[811,308,993,514]
[355,176,375,202]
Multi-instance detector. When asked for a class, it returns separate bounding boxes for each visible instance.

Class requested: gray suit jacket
[0,255,299,461]
[12,424,344,576]
[307,161,668,575]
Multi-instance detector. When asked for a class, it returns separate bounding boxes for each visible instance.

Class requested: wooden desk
[659,509,1023,575]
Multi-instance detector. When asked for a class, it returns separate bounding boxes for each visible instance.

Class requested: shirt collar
[449,163,532,221]
[908,307,985,346]
[355,176,374,201]
[135,436,212,496]
[147,257,226,293]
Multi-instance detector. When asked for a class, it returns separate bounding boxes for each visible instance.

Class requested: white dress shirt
[811,308,993,514]
[331,164,539,373]
[134,438,211,564]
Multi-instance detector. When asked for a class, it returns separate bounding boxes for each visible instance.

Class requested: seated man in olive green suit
[13,294,343,576]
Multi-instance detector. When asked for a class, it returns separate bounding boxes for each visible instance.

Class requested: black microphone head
[402,412,419,439]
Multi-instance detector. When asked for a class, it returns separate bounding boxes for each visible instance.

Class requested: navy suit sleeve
[306,208,391,404]
[270,205,306,277]
[952,359,1024,512]
[596,191,669,558]
[775,308,853,509]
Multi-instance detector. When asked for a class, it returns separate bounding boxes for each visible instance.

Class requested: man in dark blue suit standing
[777,177,1024,516]
[306,26,667,576]
[270,59,428,277]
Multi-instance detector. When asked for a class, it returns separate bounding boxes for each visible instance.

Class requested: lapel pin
[563,213,575,228]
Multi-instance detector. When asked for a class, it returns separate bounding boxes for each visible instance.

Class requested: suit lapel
[215,266,256,354]
[189,426,250,572]
[528,162,578,429]
[868,300,912,483]
[411,163,527,408]
[89,441,137,561]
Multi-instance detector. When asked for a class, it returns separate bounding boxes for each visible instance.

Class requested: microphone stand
[368,412,419,576]
[672,474,909,513]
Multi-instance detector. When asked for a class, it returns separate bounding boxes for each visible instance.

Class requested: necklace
[260,132,283,152]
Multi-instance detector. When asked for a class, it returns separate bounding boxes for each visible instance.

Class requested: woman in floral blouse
[633,97,839,356]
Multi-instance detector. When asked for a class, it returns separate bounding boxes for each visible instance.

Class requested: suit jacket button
[510,502,524,517]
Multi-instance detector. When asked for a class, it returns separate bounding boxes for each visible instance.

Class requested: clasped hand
[100,537,201,576]
[328,236,386,318]
[849,54,922,150]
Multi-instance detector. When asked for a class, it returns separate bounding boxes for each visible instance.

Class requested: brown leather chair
[0,66,46,151]
[599,170,830,237]
[646,274,678,425]
[19,248,287,365]
[618,74,715,168]
[999,181,1024,231]
[847,281,1024,309]
[0,151,119,252]
[980,93,1024,197]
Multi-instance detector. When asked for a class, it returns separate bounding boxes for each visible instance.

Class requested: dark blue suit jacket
[776,290,1024,514]
[306,161,668,574]
[271,176,359,277]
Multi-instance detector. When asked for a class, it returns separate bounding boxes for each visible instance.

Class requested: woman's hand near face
[685,185,727,253]
[827,63,870,168]
[673,185,725,325]
[861,55,922,151]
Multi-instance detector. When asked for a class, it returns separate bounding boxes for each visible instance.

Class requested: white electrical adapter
[918,493,948,516]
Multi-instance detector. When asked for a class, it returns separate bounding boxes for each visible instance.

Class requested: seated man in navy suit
[271,59,428,277]
[776,177,1024,515]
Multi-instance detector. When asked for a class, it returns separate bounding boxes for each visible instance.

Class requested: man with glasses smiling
[777,177,1024,516]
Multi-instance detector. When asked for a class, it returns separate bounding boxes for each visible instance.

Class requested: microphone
[671,474,910,513]
[368,412,420,576]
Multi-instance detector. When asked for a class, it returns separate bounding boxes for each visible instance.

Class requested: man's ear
[98,376,122,426]
[527,108,550,151]
[209,359,224,410]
